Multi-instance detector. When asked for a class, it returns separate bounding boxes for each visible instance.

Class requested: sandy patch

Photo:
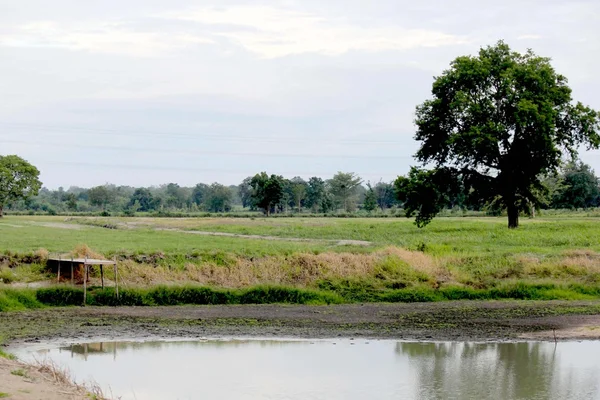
[35,223,83,230]
[157,228,372,246]
[0,358,88,400]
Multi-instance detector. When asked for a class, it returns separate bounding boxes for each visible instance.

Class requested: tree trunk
[507,203,519,229]
[0,204,3,218]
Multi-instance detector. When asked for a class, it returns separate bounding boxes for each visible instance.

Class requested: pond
[15,339,600,400]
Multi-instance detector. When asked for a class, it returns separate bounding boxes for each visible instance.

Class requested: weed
[11,369,28,378]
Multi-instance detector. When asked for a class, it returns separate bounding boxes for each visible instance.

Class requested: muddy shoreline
[2,300,600,349]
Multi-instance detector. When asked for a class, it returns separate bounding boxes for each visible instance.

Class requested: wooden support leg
[83,265,87,306]
[101,265,104,289]
[114,263,119,300]
[57,259,61,284]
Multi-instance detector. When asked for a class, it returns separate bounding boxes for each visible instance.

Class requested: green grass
[1,215,600,305]
[0,282,598,311]
[0,288,43,312]
[2,215,600,257]
[0,216,360,256]
[0,392,10,398]
[10,369,27,377]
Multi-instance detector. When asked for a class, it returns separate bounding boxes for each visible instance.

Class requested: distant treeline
[5,161,600,216]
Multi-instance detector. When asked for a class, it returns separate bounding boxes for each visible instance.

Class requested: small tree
[407,41,600,228]
[363,183,377,212]
[0,155,42,217]
[291,177,307,213]
[64,193,78,211]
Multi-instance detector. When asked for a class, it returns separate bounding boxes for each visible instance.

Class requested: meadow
[1,214,600,308]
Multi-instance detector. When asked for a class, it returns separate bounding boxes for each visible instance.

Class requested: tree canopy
[0,155,42,217]
[552,160,599,209]
[249,172,285,216]
[328,172,362,212]
[402,41,600,228]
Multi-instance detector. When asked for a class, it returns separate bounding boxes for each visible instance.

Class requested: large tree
[305,177,327,212]
[552,160,599,209]
[204,183,233,212]
[328,172,362,212]
[408,41,600,228]
[129,188,158,212]
[238,177,254,209]
[290,177,307,212]
[0,155,42,217]
[88,185,115,210]
[250,172,285,216]
[374,181,396,211]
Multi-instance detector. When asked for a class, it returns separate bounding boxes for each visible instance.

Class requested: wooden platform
[47,256,119,305]
[48,258,116,266]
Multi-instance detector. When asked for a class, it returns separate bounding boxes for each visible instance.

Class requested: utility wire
[1,138,410,160]
[38,160,403,179]
[0,121,408,145]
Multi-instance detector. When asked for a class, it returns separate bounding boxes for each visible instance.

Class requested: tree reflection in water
[396,342,598,400]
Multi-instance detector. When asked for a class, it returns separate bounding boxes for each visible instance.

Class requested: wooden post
[101,265,104,289]
[57,256,61,284]
[83,257,88,306]
[70,257,74,285]
[114,256,119,300]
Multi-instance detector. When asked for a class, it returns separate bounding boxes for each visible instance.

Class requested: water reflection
[16,340,600,400]
[396,342,599,400]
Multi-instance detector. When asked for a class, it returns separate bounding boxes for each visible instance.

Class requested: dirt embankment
[0,357,89,400]
[2,301,600,347]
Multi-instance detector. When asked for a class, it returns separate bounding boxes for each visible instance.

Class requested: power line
[0,121,408,145]
[1,139,411,160]
[38,160,404,178]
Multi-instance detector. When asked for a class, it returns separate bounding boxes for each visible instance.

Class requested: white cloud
[517,34,543,40]
[0,6,467,59]
[0,20,213,57]
[161,6,468,58]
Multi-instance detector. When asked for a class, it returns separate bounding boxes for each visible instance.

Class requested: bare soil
[2,301,600,349]
[2,301,599,400]
[0,358,87,400]
[156,228,372,246]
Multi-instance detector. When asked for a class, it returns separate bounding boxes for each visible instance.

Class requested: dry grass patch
[113,247,458,289]
[70,244,105,260]
[381,247,454,283]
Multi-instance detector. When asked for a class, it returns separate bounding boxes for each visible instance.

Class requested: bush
[36,287,83,306]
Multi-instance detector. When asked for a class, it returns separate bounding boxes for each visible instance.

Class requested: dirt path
[156,228,372,246]
[0,358,87,400]
[2,301,600,348]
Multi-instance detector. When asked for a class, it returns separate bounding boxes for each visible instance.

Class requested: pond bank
[2,300,600,348]
[0,357,92,400]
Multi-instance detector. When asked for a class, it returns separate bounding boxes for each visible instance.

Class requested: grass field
[1,215,600,306]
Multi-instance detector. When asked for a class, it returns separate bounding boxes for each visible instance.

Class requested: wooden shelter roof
[48,258,116,265]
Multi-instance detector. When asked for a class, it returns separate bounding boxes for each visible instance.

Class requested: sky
[1,0,599,189]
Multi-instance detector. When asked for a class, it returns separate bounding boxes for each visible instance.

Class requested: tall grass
[0,288,43,312]
[1,282,597,311]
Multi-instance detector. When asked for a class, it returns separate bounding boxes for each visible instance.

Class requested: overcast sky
[1,0,599,188]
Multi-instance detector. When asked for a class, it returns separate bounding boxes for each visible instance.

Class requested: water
[15,339,600,400]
